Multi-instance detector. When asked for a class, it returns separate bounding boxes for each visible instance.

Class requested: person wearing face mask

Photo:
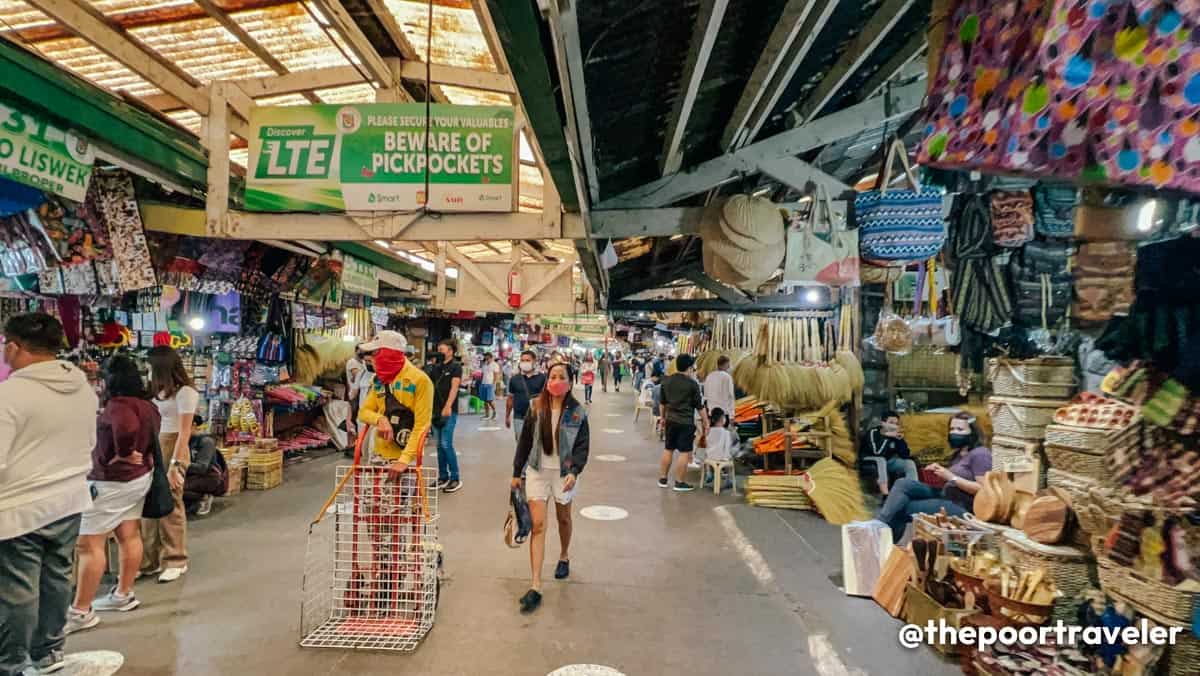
[506,350,547,442]
[875,413,992,543]
[429,339,464,493]
[356,331,433,480]
[510,362,590,614]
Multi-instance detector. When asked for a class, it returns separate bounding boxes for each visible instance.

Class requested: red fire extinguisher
[508,267,522,308]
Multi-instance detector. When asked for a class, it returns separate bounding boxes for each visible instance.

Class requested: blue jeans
[0,513,80,676]
[435,412,460,482]
[584,384,593,401]
[877,477,966,543]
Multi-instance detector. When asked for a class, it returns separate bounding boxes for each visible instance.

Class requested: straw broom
[798,457,869,525]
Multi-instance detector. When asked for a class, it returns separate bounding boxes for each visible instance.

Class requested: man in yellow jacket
[356,331,433,477]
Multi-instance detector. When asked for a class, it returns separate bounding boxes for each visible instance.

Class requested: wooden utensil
[994,471,1016,523]
[974,471,1001,522]
[873,547,915,617]
[1009,489,1036,530]
[1023,494,1070,544]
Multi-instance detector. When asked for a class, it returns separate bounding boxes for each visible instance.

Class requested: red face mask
[547,380,570,397]
[373,348,406,385]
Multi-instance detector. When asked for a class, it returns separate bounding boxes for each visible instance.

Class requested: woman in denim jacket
[510,362,590,613]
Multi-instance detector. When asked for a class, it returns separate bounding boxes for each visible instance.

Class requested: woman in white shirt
[141,346,199,583]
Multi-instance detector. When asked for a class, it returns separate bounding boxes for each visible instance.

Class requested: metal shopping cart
[300,430,440,651]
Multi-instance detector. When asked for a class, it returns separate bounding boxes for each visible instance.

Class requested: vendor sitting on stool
[876,412,992,543]
[858,411,912,494]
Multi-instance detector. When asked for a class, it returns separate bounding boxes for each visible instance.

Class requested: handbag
[1033,184,1077,237]
[784,185,851,285]
[989,190,1034,247]
[143,435,175,519]
[856,139,946,263]
[504,485,532,548]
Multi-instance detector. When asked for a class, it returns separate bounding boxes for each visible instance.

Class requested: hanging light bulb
[1136,199,1160,233]
[187,316,206,331]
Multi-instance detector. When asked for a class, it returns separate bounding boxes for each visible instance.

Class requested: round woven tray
[987,358,1076,399]
[1097,558,1198,628]
[1001,530,1094,622]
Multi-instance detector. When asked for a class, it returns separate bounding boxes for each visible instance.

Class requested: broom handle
[310,427,367,526]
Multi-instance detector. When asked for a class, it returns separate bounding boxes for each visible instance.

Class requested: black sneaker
[554,560,570,580]
[437,479,451,489]
[657,477,669,488]
[519,589,542,614]
[443,480,463,493]
[673,481,696,492]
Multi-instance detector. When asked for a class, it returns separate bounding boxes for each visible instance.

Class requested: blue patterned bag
[1032,184,1077,238]
[856,139,946,263]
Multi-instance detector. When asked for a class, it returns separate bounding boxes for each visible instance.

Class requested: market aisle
[65,387,954,675]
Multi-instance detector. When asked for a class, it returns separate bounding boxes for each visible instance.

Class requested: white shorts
[524,462,578,505]
[80,473,152,536]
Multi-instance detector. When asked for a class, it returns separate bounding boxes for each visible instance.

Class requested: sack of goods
[701,194,786,291]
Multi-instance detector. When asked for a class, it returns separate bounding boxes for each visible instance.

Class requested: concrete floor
[65,388,958,676]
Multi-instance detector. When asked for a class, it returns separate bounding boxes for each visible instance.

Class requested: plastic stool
[699,459,737,496]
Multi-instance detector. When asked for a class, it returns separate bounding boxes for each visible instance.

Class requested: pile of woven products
[701,195,785,291]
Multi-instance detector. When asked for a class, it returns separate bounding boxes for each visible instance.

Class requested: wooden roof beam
[140,61,512,112]
[192,0,322,105]
[9,0,295,43]
[596,80,924,210]
[862,31,927,100]
[720,0,821,151]
[306,0,400,94]
[661,0,730,175]
[791,0,917,126]
[24,0,249,141]
[724,0,837,151]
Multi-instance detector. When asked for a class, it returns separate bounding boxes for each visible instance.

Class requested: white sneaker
[92,587,140,612]
[64,607,99,635]
[197,494,214,516]
[157,566,187,583]
[137,567,161,580]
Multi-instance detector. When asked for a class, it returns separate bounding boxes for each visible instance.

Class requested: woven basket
[1001,531,1093,622]
[987,357,1076,399]
[991,435,1041,473]
[1043,417,1140,452]
[987,396,1070,440]
[1165,631,1200,676]
[1044,444,1108,482]
[1098,558,1198,627]
[914,513,1001,555]
[246,451,283,490]
[888,346,960,388]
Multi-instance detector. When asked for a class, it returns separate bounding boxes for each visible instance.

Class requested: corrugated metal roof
[576,0,932,203]
[0,0,552,252]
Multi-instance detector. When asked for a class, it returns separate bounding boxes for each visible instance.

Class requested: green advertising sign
[0,101,95,201]
[246,104,514,212]
[341,254,379,298]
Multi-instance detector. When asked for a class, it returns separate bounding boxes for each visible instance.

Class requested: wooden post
[435,241,447,308]
[205,83,230,236]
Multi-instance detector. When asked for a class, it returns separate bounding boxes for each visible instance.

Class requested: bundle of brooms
[697,314,754,380]
[733,315,863,411]
[746,458,868,525]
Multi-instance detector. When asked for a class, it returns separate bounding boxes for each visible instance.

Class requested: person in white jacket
[0,313,98,676]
